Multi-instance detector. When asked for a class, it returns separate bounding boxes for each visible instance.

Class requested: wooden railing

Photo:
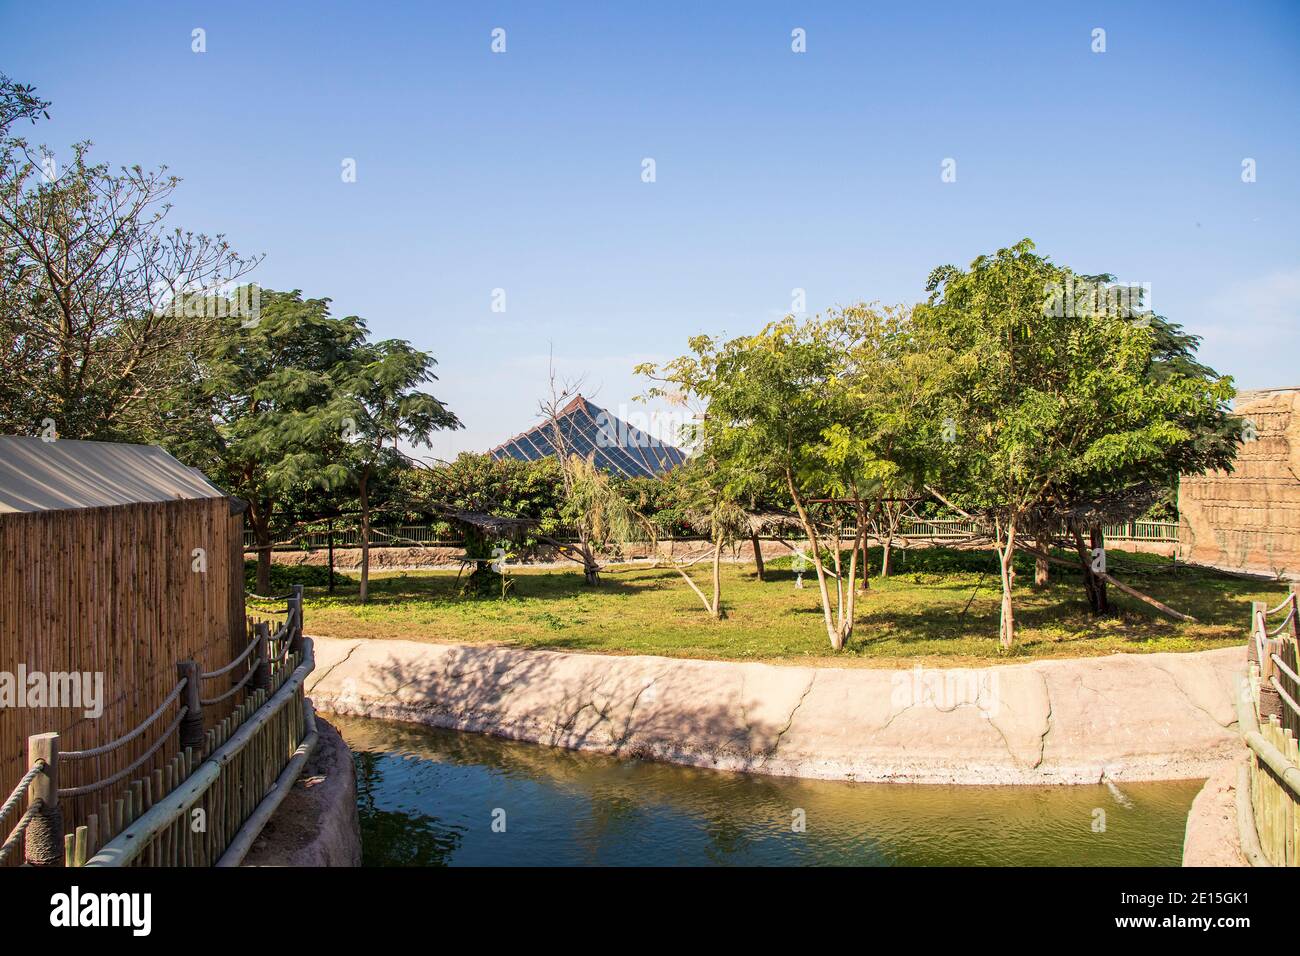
[1239,584,1300,867]
[0,586,314,868]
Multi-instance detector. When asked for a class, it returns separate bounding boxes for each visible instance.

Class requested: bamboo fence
[1240,585,1300,866]
[0,496,246,841]
[0,589,314,868]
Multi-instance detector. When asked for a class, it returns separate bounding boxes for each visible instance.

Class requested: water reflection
[335,715,1201,867]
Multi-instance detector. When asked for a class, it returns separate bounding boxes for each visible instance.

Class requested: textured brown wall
[0,497,246,833]
[1178,387,1300,579]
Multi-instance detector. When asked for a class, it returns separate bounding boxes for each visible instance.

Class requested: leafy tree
[643,319,870,649]
[335,338,460,602]
[166,289,365,594]
[916,239,1236,646]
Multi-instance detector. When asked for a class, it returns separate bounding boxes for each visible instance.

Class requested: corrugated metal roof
[0,437,226,513]
[487,396,688,479]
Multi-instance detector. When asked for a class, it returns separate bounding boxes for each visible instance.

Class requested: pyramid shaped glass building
[488,396,687,479]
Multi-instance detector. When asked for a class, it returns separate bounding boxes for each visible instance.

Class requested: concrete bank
[1181,756,1247,866]
[242,715,362,867]
[307,636,1245,785]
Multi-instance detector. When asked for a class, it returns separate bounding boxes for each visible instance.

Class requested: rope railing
[201,633,261,679]
[1239,587,1299,867]
[1266,593,1296,616]
[62,680,186,761]
[0,760,45,830]
[2,583,307,868]
[0,802,41,865]
[200,667,258,706]
[57,707,188,798]
[1269,606,1296,637]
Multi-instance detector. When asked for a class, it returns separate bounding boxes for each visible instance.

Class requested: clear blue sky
[4,1,1297,458]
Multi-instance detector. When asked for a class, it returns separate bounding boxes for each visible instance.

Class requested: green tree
[643,318,869,649]
[916,239,1236,647]
[336,339,460,603]
[167,289,365,594]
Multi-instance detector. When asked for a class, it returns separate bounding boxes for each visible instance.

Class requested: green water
[334,715,1202,867]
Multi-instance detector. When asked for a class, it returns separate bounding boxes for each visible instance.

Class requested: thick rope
[202,633,261,679]
[0,760,46,829]
[201,666,257,706]
[1268,606,1296,637]
[0,801,39,865]
[1270,675,1300,720]
[1266,594,1296,616]
[246,591,292,602]
[57,707,188,798]
[62,680,186,760]
[1271,652,1300,687]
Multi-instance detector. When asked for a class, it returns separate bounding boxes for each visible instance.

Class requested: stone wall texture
[1179,387,1300,580]
[307,635,1245,786]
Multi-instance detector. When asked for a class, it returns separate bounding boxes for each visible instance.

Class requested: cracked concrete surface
[306,636,1245,785]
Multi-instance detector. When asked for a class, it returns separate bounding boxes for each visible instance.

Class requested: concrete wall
[1179,387,1300,580]
[306,635,1244,786]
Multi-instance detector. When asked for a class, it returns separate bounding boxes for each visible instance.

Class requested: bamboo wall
[0,496,245,834]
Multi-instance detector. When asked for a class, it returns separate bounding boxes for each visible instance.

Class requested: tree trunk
[1089,525,1108,612]
[711,533,724,619]
[251,501,271,595]
[1034,546,1049,587]
[751,531,765,582]
[881,534,893,578]
[359,470,371,604]
[1071,526,1110,615]
[787,471,841,650]
[997,517,1017,649]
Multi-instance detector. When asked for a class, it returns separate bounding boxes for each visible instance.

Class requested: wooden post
[1249,600,1265,666]
[251,622,270,691]
[25,733,62,866]
[1290,584,1299,644]
[751,532,766,582]
[1253,601,1284,720]
[327,518,336,594]
[177,660,205,753]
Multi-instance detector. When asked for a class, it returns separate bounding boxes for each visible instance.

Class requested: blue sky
[3,1,1297,459]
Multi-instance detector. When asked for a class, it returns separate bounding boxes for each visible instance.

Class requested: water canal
[334,715,1201,867]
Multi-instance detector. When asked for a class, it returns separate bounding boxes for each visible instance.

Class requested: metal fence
[244,518,1181,551]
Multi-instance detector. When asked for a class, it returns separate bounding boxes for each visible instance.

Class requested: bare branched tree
[0,111,260,438]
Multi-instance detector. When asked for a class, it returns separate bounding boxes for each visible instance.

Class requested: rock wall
[1179,387,1300,579]
[306,635,1245,786]
[242,715,362,867]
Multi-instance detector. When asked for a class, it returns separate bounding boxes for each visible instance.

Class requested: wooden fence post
[1254,601,1284,721]
[1290,584,1299,644]
[251,622,270,691]
[1249,600,1265,666]
[24,732,62,866]
[177,660,205,753]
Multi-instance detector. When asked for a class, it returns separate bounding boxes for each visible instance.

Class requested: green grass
[264,548,1288,667]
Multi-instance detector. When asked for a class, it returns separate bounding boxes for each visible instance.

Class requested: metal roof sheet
[0,437,226,513]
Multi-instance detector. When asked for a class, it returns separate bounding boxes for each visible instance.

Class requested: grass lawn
[253,547,1288,667]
